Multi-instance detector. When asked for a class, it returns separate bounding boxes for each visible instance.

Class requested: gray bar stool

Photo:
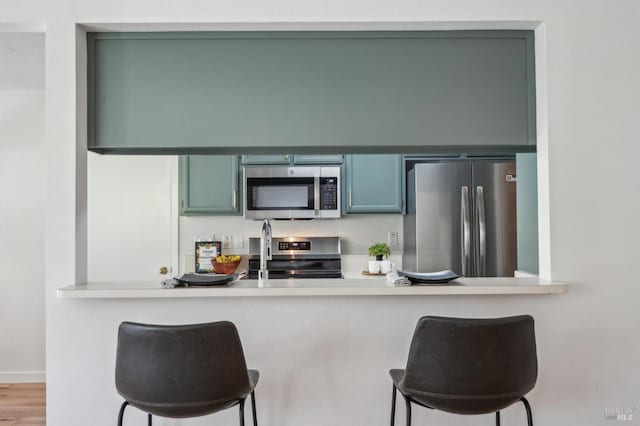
[389,315,537,426]
[115,321,259,426]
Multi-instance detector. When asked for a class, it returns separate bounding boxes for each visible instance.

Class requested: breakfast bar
[57,277,567,298]
[52,275,569,426]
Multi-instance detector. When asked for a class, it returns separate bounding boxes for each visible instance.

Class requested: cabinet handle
[348,190,352,208]
[232,190,237,209]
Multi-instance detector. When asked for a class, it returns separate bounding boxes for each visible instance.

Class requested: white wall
[0,31,45,381]
[0,31,45,382]
[2,1,640,424]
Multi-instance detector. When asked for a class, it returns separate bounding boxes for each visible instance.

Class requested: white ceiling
[0,32,44,90]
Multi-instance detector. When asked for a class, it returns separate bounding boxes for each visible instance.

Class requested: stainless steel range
[248,237,342,279]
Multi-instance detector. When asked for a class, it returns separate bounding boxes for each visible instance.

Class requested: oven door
[244,167,319,219]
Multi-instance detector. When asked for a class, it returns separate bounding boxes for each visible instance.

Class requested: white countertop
[57,277,567,298]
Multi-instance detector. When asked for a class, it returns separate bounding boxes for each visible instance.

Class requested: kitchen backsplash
[179,214,403,271]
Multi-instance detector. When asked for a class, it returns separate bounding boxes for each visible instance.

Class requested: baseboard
[0,371,46,383]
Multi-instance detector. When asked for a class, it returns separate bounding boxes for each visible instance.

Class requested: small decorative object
[386,270,411,287]
[368,242,391,261]
[380,260,395,274]
[368,242,391,274]
[195,239,222,273]
[212,255,242,274]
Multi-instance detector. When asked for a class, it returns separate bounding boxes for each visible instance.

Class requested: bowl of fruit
[212,255,242,275]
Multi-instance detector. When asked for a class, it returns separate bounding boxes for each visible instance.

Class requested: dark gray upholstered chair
[115,321,259,426]
[389,315,537,426]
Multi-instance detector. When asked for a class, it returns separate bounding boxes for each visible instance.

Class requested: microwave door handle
[314,175,320,215]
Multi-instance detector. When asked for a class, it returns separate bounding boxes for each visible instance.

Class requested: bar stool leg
[251,391,258,426]
[404,396,412,426]
[239,398,246,426]
[521,397,533,426]
[147,413,152,426]
[390,385,397,426]
[495,411,501,426]
[117,401,129,426]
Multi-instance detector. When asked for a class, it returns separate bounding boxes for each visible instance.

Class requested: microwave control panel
[320,177,338,210]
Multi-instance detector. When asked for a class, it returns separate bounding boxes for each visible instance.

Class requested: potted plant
[368,242,391,261]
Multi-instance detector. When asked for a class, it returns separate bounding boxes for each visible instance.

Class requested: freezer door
[411,163,472,275]
[472,161,517,277]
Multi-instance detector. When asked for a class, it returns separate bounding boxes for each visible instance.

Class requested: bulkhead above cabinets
[88,30,536,155]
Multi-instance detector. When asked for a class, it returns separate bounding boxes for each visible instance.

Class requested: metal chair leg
[496,411,501,426]
[390,385,397,426]
[239,398,246,426]
[117,401,129,426]
[250,391,258,426]
[148,413,152,426]
[404,396,411,426]
[521,397,533,426]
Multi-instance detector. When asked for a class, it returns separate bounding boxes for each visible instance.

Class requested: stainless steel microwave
[244,166,341,219]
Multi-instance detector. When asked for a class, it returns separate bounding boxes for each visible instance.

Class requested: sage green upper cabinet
[345,155,402,213]
[241,155,291,165]
[293,155,344,165]
[88,31,536,154]
[179,156,240,215]
[516,153,539,274]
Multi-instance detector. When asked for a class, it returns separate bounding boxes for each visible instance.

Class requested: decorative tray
[396,270,459,284]
[162,273,239,288]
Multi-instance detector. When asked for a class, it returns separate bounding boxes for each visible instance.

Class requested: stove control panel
[278,241,311,251]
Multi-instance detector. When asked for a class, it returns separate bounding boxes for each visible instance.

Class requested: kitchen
[81,150,546,290]
[4,10,635,426]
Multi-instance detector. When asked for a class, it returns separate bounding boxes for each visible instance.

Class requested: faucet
[258,219,272,286]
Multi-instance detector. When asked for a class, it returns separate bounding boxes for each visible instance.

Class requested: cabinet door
[345,155,402,213]
[293,155,344,165]
[516,153,539,274]
[241,155,291,165]
[179,156,240,215]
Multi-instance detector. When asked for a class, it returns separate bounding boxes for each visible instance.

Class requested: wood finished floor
[0,383,45,425]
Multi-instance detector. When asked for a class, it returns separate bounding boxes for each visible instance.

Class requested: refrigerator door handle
[460,186,471,276]
[476,186,487,277]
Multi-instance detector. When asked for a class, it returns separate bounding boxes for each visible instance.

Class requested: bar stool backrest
[401,315,537,401]
[116,321,252,407]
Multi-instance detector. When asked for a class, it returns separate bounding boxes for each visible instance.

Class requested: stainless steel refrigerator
[403,161,517,277]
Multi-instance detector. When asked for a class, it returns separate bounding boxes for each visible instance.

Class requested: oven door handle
[314,175,320,215]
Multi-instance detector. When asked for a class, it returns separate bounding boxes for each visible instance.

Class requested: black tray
[396,270,459,284]
[175,273,236,287]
